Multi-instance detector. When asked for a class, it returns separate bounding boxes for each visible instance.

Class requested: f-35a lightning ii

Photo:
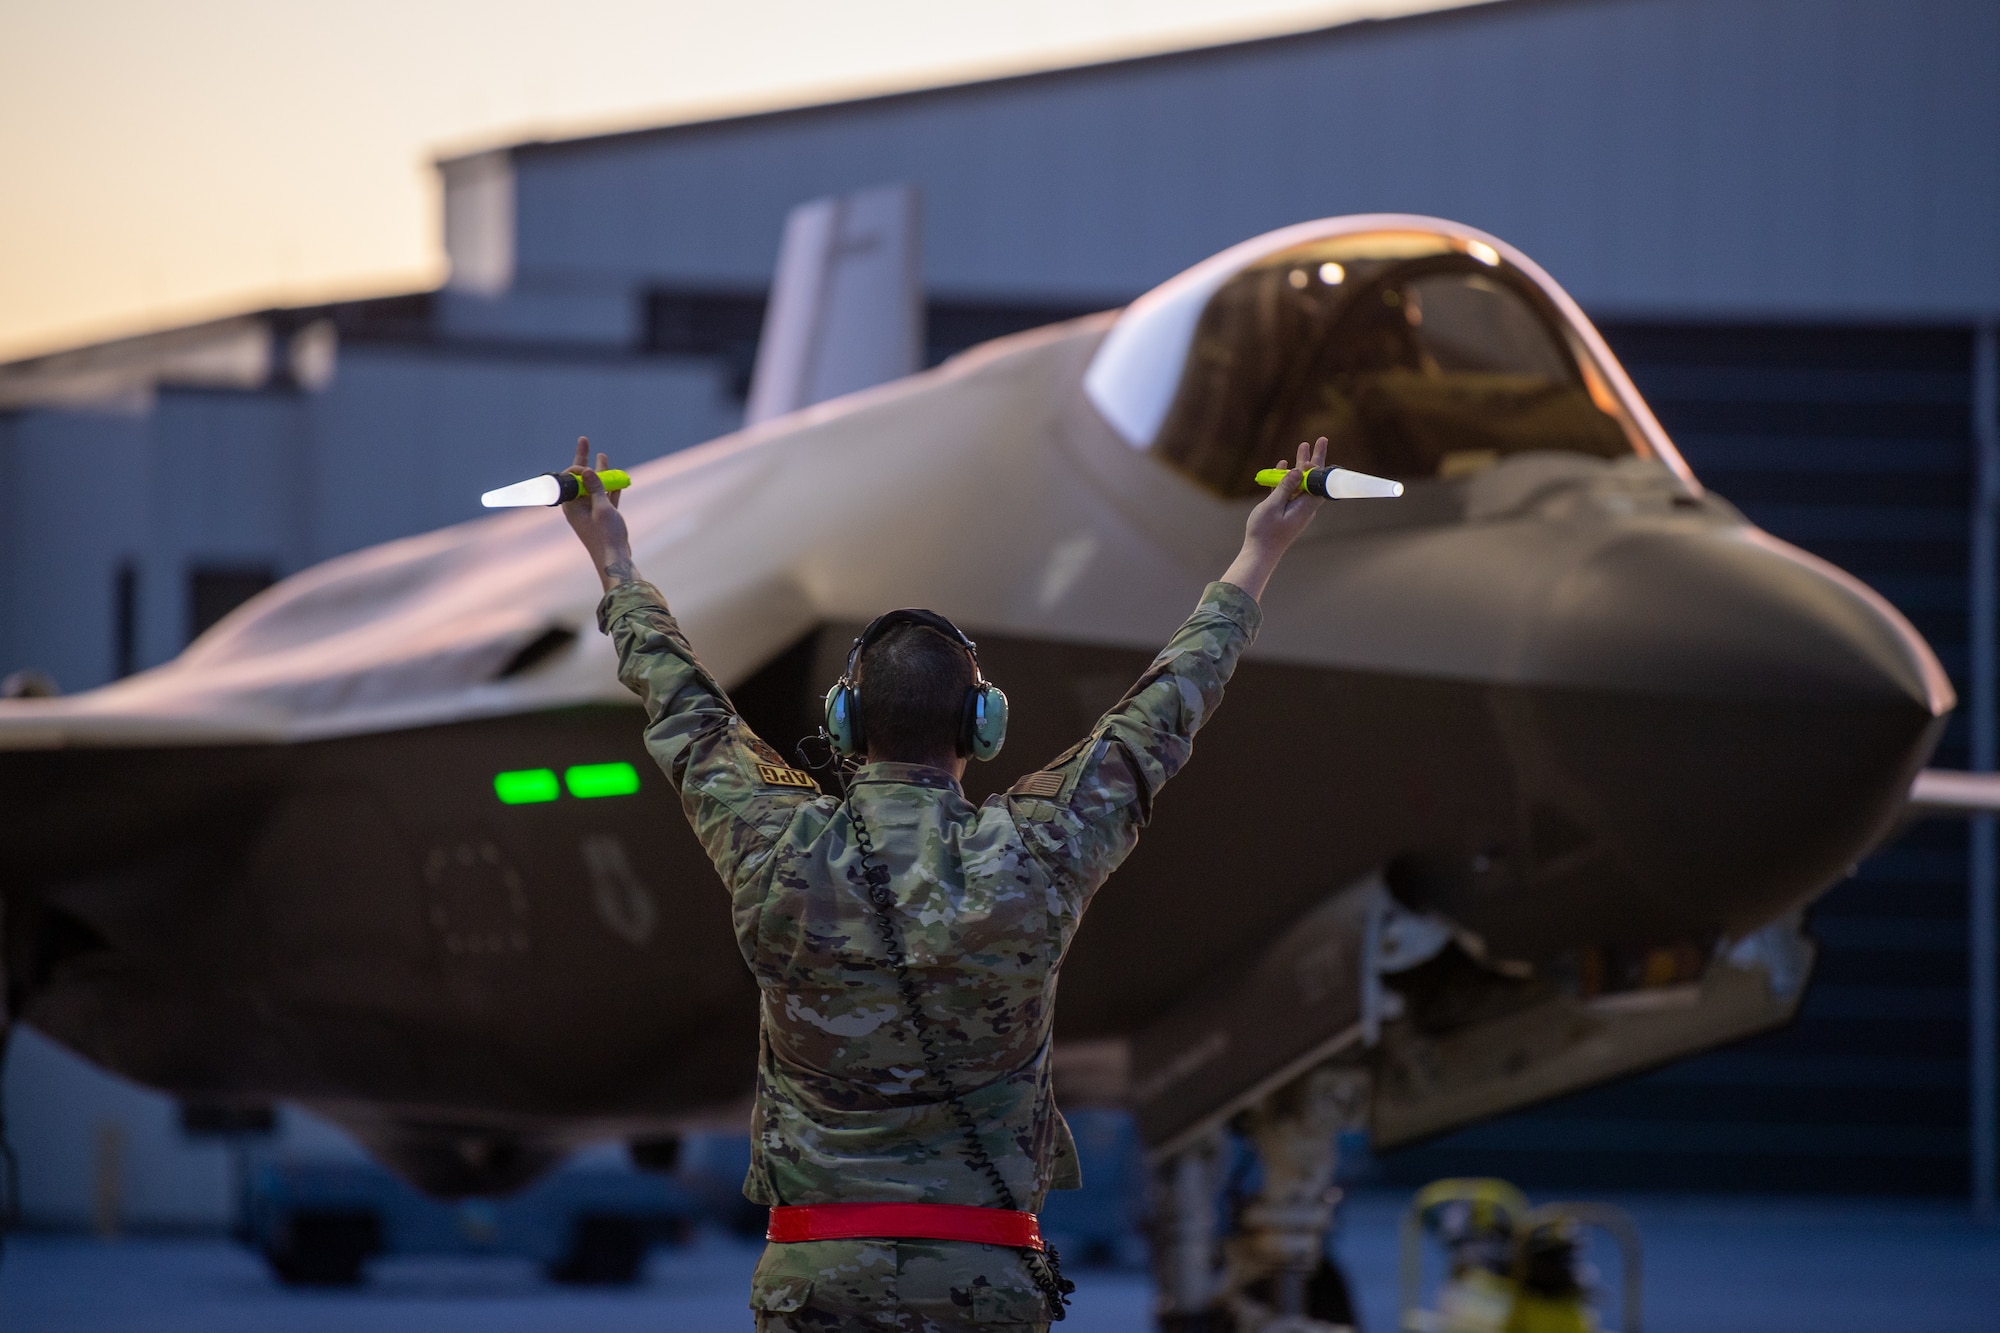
[0,214,1955,1320]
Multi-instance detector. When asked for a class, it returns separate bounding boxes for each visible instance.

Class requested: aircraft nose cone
[1530,527,1952,714]
[1478,524,1955,953]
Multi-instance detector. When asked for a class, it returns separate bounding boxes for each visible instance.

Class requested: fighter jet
[0,213,1953,1236]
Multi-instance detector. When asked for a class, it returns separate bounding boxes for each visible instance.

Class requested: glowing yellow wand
[481,470,631,508]
[1253,465,1404,499]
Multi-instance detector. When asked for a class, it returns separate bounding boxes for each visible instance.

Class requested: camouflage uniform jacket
[600,579,1261,1324]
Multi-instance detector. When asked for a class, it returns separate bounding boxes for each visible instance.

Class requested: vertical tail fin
[745,183,923,425]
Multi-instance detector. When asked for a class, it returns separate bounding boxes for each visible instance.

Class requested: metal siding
[1,408,154,691]
[437,281,638,344]
[502,0,1999,318]
[0,415,12,679]
[148,391,308,616]
[302,348,738,561]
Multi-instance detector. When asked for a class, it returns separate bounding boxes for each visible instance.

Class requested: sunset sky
[0,0,1468,361]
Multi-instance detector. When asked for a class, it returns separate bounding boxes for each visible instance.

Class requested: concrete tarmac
[3,1193,1996,1332]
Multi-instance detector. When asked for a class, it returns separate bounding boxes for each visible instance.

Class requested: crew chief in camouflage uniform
[560,435,1330,1329]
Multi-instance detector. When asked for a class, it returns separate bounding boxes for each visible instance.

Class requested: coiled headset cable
[797,733,1074,1320]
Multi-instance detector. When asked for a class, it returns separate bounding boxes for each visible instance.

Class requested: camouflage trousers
[749,1238,1052,1331]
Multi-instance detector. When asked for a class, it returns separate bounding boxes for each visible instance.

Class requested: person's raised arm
[562,435,637,592]
[558,437,820,916]
[1005,437,1330,919]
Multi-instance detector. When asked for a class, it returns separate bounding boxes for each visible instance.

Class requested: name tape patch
[757,763,820,790]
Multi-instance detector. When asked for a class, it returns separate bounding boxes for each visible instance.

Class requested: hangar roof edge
[435,0,1516,167]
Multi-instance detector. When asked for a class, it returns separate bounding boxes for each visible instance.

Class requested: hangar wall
[0,338,738,690]
[466,0,2000,334]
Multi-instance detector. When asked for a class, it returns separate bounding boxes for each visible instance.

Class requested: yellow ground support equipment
[1398,1178,1640,1333]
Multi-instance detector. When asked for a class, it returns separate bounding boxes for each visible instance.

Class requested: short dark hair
[856,623,976,762]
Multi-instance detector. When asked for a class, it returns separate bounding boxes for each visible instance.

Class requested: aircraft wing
[1907,768,2000,816]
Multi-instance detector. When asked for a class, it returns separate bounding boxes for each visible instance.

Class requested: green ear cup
[968,683,1008,761]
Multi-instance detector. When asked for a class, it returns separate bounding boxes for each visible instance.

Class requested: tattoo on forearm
[601,555,637,589]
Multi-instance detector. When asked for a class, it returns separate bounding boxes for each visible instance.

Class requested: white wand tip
[481,474,564,508]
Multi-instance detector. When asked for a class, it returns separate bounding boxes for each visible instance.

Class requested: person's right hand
[561,436,637,590]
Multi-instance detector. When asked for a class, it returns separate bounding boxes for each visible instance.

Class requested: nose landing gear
[1152,1062,1371,1333]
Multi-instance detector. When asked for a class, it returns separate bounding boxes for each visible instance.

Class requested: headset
[824,609,1008,762]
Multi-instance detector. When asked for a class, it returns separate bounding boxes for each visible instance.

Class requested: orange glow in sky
[0,0,1470,361]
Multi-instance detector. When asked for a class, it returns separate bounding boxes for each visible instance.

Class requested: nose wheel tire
[262,1209,381,1286]
[547,1213,647,1285]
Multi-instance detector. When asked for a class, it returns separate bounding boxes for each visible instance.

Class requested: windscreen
[1152,239,1636,498]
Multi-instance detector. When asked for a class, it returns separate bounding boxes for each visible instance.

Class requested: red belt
[766,1203,1044,1250]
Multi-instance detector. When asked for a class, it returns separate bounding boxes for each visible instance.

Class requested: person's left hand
[1218,435,1330,602]
[1242,434,1329,557]
[560,436,636,589]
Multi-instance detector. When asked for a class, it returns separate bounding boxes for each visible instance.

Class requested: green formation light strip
[494,768,560,804]
[565,762,641,798]
[492,762,642,804]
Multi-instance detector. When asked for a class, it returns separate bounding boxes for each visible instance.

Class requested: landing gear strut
[1153,1131,1228,1330]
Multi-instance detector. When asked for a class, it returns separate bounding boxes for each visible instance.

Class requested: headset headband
[845,609,981,681]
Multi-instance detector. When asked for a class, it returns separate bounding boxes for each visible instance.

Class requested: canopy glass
[1150,236,1641,498]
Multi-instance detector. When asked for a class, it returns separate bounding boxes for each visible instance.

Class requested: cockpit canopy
[1084,220,1677,499]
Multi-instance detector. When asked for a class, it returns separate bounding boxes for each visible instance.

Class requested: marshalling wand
[1254,465,1404,499]
[481,470,631,508]
[484,465,1394,507]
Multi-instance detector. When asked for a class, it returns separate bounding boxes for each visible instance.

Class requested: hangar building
[2,0,1996,1226]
